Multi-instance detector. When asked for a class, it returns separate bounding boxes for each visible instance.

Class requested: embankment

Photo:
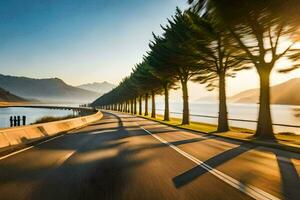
[0,109,102,153]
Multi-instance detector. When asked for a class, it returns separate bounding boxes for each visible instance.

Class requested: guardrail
[9,105,95,111]
[156,109,300,129]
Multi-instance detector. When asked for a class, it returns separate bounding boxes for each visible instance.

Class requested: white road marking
[37,134,65,145]
[140,126,280,200]
[88,129,118,135]
[0,146,35,161]
[0,134,66,161]
[0,117,108,161]
[55,150,77,166]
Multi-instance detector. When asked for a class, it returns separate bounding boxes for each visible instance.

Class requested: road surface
[0,111,299,200]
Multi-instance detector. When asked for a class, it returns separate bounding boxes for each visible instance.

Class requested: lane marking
[0,116,108,162]
[140,126,280,200]
[37,134,65,145]
[55,150,77,166]
[0,146,35,161]
[0,134,66,161]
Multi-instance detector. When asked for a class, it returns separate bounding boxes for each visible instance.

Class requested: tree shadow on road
[274,150,300,200]
[0,111,217,200]
[109,111,300,200]
[172,142,300,200]
[172,143,255,188]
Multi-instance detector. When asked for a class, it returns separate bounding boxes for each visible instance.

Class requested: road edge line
[0,134,65,161]
[140,126,280,200]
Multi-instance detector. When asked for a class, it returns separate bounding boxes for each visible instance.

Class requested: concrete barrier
[0,111,103,149]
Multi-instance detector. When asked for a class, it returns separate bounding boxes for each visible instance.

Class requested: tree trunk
[255,69,275,139]
[139,96,142,115]
[144,93,149,116]
[181,79,190,125]
[131,99,134,114]
[164,83,170,121]
[134,98,137,114]
[151,91,156,118]
[217,73,229,132]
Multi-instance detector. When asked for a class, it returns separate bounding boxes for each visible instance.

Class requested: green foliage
[93,0,300,138]
[189,0,300,138]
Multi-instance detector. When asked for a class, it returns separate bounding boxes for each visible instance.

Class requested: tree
[182,12,250,132]
[91,76,140,114]
[131,61,164,118]
[189,0,300,138]
[147,53,177,121]
[149,9,203,125]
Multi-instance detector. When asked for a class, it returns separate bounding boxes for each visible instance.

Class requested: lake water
[0,107,75,129]
[3,103,299,134]
[148,102,300,134]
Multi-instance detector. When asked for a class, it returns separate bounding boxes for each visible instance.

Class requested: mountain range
[77,81,115,94]
[0,74,101,103]
[229,78,300,105]
[1,73,298,105]
[0,87,25,102]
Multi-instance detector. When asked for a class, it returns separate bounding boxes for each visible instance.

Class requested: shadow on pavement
[172,143,255,188]
[274,150,300,200]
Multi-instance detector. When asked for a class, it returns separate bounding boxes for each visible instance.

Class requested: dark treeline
[92,0,300,139]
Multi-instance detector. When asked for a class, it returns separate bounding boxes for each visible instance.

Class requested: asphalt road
[0,111,299,200]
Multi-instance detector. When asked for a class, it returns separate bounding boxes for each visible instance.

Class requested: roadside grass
[137,113,300,148]
[32,115,75,124]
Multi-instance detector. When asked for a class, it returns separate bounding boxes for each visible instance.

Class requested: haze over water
[151,102,300,134]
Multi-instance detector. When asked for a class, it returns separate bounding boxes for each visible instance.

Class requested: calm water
[0,107,75,128]
[149,102,300,134]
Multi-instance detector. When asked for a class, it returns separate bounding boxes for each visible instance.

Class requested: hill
[0,74,100,103]
[229,78,300,105]
[0,87,25,102]
[77,81,115,94]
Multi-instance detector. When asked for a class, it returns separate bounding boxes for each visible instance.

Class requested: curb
[0,111,103,158]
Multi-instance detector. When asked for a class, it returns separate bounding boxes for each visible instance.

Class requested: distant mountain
[0,87,25,102]
[229,78,300,105]
[0,74,100,103]
[77,81,115,94]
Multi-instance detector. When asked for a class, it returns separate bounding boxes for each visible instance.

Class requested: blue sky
[0,0,187,85]
[1,0,299,100]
